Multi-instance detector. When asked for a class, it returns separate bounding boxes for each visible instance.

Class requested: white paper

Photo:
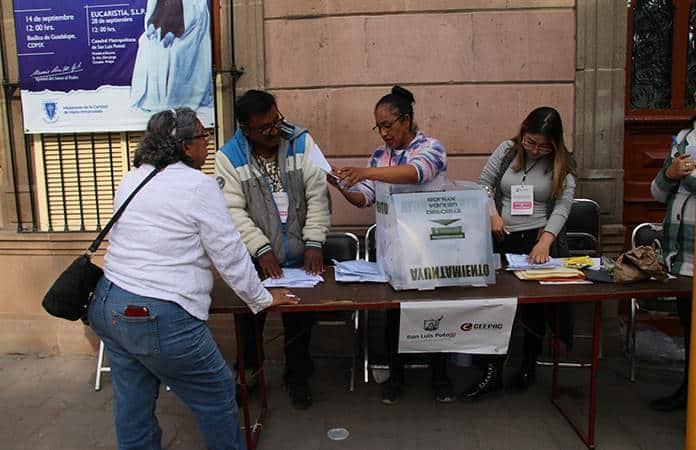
[333,259,389,283]
[398,298,518,354]
[505,253,563,270]
[307,143,332,174]
[262,268,324,288]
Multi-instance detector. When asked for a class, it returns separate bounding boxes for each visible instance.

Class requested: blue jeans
[88,277,245,450]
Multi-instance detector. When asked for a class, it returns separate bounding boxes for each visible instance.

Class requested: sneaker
[381,381,402,405]
[288,383,313,410]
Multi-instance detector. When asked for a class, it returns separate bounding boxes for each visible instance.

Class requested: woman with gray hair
[88,107,296,450]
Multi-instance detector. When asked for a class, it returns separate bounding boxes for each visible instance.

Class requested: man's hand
[269,289,299,308]
[258,252,283,279]
[303,247,324,275]
[665,154,696,181]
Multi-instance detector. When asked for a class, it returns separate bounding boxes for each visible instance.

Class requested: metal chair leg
[629,298,637,382]
[95,340,110,391]
[363,311,369,383]
[349,311,359,392]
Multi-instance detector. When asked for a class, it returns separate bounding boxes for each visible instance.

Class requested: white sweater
[104,162,272,320]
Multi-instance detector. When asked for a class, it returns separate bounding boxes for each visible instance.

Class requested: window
[628,0,696,113]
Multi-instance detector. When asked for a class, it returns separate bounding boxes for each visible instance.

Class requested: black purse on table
[42,168,159,321]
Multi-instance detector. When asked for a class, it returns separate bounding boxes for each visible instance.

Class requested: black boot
[460,358,503,401]
[512,354,537,392]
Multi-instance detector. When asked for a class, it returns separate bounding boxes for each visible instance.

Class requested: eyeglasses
[191,130,210,140]
[372,114,405,133]
[246,112,285,136]
[522,136,554,154]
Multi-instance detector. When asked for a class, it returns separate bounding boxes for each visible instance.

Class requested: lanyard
[249,143,294,264]
[522,158,543,184]
[388,148,407,167]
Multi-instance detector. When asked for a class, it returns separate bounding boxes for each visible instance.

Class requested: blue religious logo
[423,316,444,332]
[42,101,58,123]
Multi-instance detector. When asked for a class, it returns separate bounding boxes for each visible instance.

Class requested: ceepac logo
[460,322,503,331]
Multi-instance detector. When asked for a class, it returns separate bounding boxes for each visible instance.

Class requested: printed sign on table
[13,0,214,133]
[398,298,517,354]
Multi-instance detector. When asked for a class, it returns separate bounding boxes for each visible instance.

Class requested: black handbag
[42,168,159,321]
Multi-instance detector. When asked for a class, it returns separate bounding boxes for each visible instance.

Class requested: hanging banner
[398,298,517,354]
[13,0,215,133]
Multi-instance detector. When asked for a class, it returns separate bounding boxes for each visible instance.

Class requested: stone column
[575,0,628,256]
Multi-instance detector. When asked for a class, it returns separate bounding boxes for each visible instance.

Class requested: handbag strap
[87,168,160,254]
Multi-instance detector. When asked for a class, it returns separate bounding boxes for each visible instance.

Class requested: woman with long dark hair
[462,106,577,400]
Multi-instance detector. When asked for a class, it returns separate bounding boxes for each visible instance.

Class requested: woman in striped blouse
[330,85,453,405]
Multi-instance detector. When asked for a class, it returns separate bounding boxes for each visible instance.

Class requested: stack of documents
[505,254,564,271]
[333,259,389,283]
[262,268,324,288]
[506,253,592,284]
[513,267,587,281]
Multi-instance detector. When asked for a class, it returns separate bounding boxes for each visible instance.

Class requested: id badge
[511,185,534,215]
[272,192,290,223]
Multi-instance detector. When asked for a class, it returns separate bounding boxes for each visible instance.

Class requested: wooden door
[624,0,696,247]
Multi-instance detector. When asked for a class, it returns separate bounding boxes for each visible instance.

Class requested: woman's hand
[269,289,299,307]
[335,167,371,188]
[326,172,342,190]
[527,231,555,264]
[490,214,508,241]
[665,154,695,181]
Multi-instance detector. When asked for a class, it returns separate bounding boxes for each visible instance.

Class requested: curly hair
[133,107,198,169]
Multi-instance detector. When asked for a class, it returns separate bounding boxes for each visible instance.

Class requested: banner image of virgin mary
[130,0,213,112]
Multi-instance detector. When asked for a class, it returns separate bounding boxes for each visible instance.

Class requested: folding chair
[625,222,679,382]
[566,198,601,256]
[317,232,362,390]
[95,340,110,391]
[363,225,429,381]
[537,198,601,368]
